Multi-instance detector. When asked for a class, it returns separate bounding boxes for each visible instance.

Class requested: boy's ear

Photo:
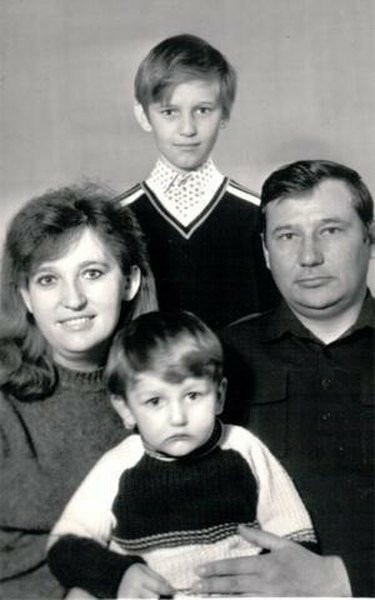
[134,102,153,133]
[110,395,136,430]
[215,377,227,415]
[123,265,141,301]
[261,234,271,270]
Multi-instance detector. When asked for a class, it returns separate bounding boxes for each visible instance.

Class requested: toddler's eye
[186,391,201,401]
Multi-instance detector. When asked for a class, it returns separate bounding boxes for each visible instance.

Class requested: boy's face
[136,79,226,171]
[118,372,226,457]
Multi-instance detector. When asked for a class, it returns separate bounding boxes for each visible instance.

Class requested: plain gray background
[1,0,374,290]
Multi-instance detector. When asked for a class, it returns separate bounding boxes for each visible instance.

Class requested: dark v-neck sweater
[117,179,279,330]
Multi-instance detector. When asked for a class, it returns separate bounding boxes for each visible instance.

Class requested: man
[193,160,374,597]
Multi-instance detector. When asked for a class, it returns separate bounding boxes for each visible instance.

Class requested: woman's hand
[117,563,174,598]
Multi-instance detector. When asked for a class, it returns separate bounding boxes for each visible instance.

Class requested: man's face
[263,179,371,320]
[139,79,226,171]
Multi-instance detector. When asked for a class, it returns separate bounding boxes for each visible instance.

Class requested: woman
[0,185,157,598]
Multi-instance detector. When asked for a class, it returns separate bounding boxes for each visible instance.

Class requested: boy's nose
[179,113,197,137]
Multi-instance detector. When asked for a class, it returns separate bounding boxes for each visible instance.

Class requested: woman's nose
[61,280,87,309]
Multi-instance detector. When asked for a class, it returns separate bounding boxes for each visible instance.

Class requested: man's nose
[298,236,324,267]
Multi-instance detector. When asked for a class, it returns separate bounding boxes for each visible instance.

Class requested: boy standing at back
[117,34,278,329]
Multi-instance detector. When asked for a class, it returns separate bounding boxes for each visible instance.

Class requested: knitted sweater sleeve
[225,426,318,550]
[47,436,145,597]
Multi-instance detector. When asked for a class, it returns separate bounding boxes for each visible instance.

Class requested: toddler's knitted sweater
[48,423,317,597]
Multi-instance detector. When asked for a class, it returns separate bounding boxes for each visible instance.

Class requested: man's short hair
[134,34,237,119]
[105,311,224,398]
[260,159,374,234]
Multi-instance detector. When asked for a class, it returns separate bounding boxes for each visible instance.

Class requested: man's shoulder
[221,309,274,340]
[114,182,146,207]
[224,178,260,208]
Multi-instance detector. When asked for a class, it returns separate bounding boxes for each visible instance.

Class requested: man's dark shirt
[220,294,375,597]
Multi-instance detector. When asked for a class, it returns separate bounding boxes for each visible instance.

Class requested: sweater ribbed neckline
[55,363,105,392]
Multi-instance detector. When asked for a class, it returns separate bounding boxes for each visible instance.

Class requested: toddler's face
[139,79,226,172]
[121,371,225,457]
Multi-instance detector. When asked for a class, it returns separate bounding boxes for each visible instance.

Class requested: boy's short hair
[134,34,237,119]
[105,311,224,398]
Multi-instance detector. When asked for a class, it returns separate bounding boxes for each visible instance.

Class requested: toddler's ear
[110,395,136,430]
[215,378,227,415]
[134,102,152,132]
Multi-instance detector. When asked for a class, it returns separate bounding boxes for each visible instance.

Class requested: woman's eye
[83,269,103,280]
[36,274,56,287]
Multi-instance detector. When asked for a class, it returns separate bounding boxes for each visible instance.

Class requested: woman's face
[20,228,140,371]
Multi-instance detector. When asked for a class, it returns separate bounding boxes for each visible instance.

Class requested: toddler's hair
[105,311,224,397]
[134,34,237,119]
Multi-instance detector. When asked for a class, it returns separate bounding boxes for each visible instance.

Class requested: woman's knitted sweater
[0,365,125,599]
[48,422,317,597]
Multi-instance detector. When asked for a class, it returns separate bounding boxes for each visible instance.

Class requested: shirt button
[321,377,332,389]
[321,412,331,421]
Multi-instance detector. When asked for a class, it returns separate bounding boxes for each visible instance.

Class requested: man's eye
[278,232,296,241]
[321,227,341,236]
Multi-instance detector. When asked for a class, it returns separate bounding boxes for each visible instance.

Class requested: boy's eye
[196,107,212,115]
[160,108,177,118]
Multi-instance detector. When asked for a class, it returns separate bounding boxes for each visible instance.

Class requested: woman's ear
[20,286,33,313]
[110,395,136,430]
[123,265,141,301]
[133,102,153,133]
[215,377,227,415]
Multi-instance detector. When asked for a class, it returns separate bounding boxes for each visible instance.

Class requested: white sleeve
[226,425,317,544]
[47,436,143,550]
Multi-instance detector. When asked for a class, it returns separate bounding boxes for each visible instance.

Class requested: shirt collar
[263,292,375,343]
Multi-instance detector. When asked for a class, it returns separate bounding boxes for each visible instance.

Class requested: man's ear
[110,395,136,430]
[133,102,152,133]
[123,266,141,301]
[261,234,271,270]
[367,221,375,258]
[215,377,227,415]
[20,286,33,313]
